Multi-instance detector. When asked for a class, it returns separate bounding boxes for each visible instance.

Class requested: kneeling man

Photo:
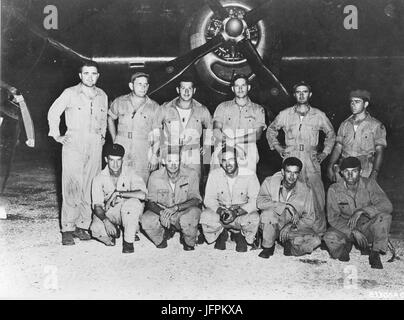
[90,143,147,253]
[200,145,260,252]
[257,157,322,259]
[324,156,393,269]
[141,148,202,251]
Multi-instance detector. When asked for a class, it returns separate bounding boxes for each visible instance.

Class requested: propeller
[149,0,290,108]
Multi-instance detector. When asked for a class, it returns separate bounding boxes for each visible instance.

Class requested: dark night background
[1,0,404,195]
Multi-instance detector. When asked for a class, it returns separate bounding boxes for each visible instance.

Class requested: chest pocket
[361,129,374,151]
[338,202,352,217]
[243,115,256,128]
[157,189,170,205]
[179,183,189,200]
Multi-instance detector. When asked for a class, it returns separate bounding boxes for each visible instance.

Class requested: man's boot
[72,227,92,240]
[62,231,75,245]
[122,240,134,253]
[258,244,275,259]
[369,251,383,269]
[214,229,228,250]
[233,232,248,252]
[283,240,293,256]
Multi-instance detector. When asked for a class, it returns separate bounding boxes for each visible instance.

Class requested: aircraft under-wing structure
[2,0,404,129]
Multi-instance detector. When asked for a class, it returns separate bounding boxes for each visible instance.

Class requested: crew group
[47,61,393,269]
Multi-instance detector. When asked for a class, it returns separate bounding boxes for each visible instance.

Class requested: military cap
[349,89,371,101]
[340,156,361,171]
[292,81,312,92]
[130,72,149,82]
[104,143,125,157]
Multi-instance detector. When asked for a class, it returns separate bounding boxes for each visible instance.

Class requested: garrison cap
[130,72,149,82]
[104,143,125,158]
[340,156,361,171]
[349,89,371,101]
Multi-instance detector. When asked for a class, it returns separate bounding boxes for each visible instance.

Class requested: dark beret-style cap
[340,156,361,171]
[349,89,371,101]
[104,143,125,157]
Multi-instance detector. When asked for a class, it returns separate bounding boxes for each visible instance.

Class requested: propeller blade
[149,33,225,95]
[9,8,90,61]
[244,0,274,27]
[237,38,290,108]
[204,0,228,20]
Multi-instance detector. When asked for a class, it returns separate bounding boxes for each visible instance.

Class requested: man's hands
[280,223,294,243]
[352,229,368,249]
[327,164,338,183]
[160,205,178,228]
[315,152,327,164]
[148,154,159,171]
[285,203,300,225]
[348,209,365,230]
[105,190,123,210]
[53,134,71,145]
[274,145,286,158]
[103,218,118,238]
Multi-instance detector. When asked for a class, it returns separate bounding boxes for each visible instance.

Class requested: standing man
[200,146,260,252]
[48,60,108,245]
[156,74,213,179]
[327,90,386,182]
[141,148,202,251]
[211,74,266,172]
[266,81,335,217]
[90,143,147,253]
[324,157,393,269]
[107,72,160,184]
[257,157,322,259]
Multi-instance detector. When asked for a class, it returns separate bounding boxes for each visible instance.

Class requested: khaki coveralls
[90,167,147,244]
[211,98,266,172]
[108,94,160,184]
[257,172,323,255]
[141,167,202,247]
[266,106,335,213]
[48,83,108,232]
[200,167,260,244]
[156,97,213,178]
[335,113,387,178]
[324,177,393,259]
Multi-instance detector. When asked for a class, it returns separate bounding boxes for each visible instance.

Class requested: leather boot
[258,244,275,259]
[122,240,134,253]
[62,231,75,245]
[233,232,248,252]
[369,251,383,269]
[214,229,228,250]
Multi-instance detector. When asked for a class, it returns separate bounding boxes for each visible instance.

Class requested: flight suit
[211,98,266,172]
[48,83,108,232]
[266,106,335,213]
[156,97,213,178]
[335,113,387,178]
[90,166,147,244]
[200,167,260,244]
[324,177,393,259]
[257,172,323,255]
[141,166,202,247]
[109,94,160,184]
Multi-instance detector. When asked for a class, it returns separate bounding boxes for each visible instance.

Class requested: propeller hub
[224,18,244,38]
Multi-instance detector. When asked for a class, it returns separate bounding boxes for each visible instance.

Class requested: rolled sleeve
[266,112,284,150]
[254,106,267,130]
[91,176,105,209]
[374,123,387,148]
[107,99,119,120]
[213,103,225,124]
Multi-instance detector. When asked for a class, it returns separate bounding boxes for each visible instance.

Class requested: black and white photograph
[1,0,404,301]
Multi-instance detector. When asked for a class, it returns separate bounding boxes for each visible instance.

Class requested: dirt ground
[1,147,404,300]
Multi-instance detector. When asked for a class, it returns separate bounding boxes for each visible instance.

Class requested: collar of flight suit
[77,83,103,97]
[292,104,312,116]
[346,111,371,125]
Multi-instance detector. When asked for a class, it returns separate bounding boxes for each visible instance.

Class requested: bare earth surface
[1,148,404,300]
